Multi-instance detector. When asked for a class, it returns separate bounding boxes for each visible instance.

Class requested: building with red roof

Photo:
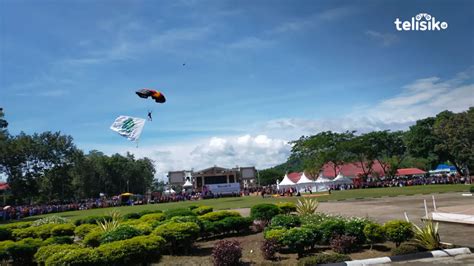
[0,182,9,191]
[396,168,426,176]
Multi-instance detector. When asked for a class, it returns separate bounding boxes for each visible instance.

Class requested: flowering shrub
[261,238,280,260]
[212,240,242,266]
[32,216,69,226]
[330,234,358,253]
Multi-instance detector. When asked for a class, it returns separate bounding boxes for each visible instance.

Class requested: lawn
[9,184,470,223]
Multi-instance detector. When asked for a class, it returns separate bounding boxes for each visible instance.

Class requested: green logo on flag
[121,118,135,133]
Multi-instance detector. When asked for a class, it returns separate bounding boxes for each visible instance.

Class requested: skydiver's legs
[148,111,152,121]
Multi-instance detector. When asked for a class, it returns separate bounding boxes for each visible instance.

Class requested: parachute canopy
[136,89,166,103]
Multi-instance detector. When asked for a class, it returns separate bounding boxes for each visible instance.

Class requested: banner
[110,115,146,142]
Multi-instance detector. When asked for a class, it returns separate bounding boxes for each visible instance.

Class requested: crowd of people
[0,173,470,221]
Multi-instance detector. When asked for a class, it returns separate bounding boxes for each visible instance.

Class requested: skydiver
[148,111,153,121]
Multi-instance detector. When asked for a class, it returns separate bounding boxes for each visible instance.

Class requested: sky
[1,0,473,180]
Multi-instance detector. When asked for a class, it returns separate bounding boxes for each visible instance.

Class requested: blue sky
[1,0,473,179]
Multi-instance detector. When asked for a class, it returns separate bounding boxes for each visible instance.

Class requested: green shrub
[35,244,78,265]
[319,218,346,245]
[192,206,213,215]
[282,227,314,257]
[43,236,74,245]
[171,215,203,230]
[153,221,200,254]
[164,208,196,219]
[100,225,143,243]
[199,210,241,222]
[45,247,101,266]
[0,221,32,230]
[74,224,97,239]
[0,240,15,261]
[363,223,386,249]
[470,186,474,193]
[270,214,301,228]
[263,228,287,244]
[217,217,252,234]
[391,243,420,256]
[32,216,69,226]
[7,237,43,265]
[13,224,56,240]
[250,204,281,222]
[131,222,153,235]
[51,223,76,237]
[73,215,112,226]
[123,212,141,220]
[344,218,371,245]
[96,235,166,265]
[83,229,103,247]
[301,224,322,248]
[276,202,297,214]
[137,209,163,217]
[297,253,351,265]
[383,220,413,247]
[188,205,199,210]
[139,213,166,223]
[0,227,12,241]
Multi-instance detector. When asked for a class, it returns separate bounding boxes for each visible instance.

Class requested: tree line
[0,109,155,204]
[259,108,474,186]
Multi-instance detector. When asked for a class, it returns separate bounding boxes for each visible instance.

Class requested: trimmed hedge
[270,214,301,228]
[250,204,281,222]
[153,221,200,254]
[6,237,43,265]
[51,223,76,237]
[344,218,371,245]
[391,243,420,256]
[43,236,74,245]
[0,227,12,241]
[282,227,313,257]
[383,220,413,247]
[35,244,79,265]
[12,223,57,240]
[199,210,241,222]
[164,208,196,219]
[96,235,165,265]
[74,224,98,239]
[276,202,297,214]
[192,206,213,216]
[100,225,143,243]
[83,229,103,247]
[263,228,287,244]
[44,235,166,266]
[139,213,166,223]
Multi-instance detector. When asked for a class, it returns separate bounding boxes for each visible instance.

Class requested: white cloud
[365,30,399,46]
[318,6,358,21]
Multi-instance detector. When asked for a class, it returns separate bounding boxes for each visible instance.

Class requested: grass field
[9,184,470,223]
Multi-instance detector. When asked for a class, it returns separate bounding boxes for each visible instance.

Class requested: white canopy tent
[183,179,193,188]
[333,172,353,185]
[277,174,297,189]
[164,188,176,194]
[313,173,333,192]
[297,172,314,185]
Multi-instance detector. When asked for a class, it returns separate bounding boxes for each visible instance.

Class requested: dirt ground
[157,232,395,266]
[155,192,474,265]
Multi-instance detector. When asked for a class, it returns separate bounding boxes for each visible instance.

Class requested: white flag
[110,116,146,142]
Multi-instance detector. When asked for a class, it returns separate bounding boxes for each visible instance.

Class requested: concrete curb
[323,247,471,265]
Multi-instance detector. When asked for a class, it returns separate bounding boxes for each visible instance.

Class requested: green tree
[290,131,354,177]
[365,131,407,178]
[434,108,474,178]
